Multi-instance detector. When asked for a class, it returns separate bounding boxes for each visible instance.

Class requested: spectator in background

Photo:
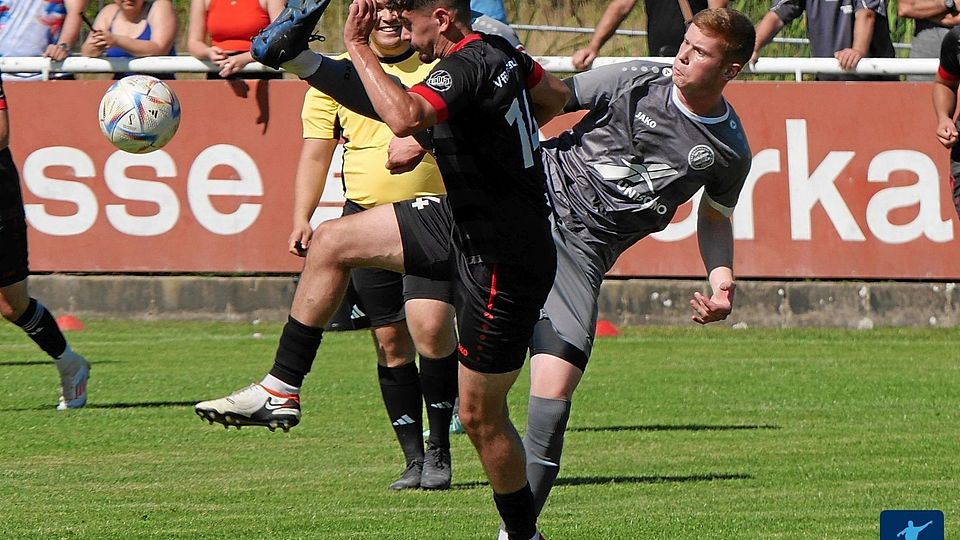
[752,0,895,81]
[0,0,89,81]
[80,0,177,79]
[899,0,959,82]
[932,25,960,218]
[187,0,284,79]
[572,0,727,70]
[471,0,507,23]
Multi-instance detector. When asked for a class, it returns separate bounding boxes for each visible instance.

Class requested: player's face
[399,7,441,63]
[370,1,408,54]
[672,23,734,93]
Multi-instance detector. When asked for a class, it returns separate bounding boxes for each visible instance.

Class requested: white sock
[280,50,323,78]
[260,374,300,395]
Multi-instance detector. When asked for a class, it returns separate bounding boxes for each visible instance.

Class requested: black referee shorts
[394,195,556,374]
[0,147,28,288]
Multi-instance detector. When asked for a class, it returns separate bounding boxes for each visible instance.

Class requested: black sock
[419,352,458,449]
[378,363,424,465]
[13,298,67,359]
[493,483,537,540]
[268,316,323,387]
[523,396,572,517]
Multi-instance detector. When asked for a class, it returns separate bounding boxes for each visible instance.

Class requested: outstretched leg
[195,204,405,430]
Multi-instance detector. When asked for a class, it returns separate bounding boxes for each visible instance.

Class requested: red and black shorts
[0,147,28,288]
[394,195,556,374]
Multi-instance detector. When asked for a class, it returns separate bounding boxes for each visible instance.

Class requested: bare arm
[836,8,874,70]
[344,0,437,136]
[934,73,960,148]
[44,0,88,60]
[691,197,735,325]
[751,11,785,63]
[289,138,338,255]
[102,0,178,57]
[571,0,638,70]
[899,0,951,19]
[187,0,224,61]
[530,70,571,126]
[707,0,728,7]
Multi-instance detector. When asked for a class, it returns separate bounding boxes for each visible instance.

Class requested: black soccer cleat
[251,0,330,70]
[389,459,424,490]
[420,442,452,490]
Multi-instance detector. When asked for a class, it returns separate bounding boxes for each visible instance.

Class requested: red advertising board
[7,79,958,278]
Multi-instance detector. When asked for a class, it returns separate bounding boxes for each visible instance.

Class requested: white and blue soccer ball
[98,75,181,154]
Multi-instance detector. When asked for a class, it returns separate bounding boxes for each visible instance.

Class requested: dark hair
[691,8,755,65]
[386,0,471,24]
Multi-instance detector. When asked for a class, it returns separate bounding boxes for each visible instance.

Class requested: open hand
[690,281,735,325]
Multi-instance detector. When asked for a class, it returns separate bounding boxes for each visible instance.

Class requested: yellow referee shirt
[300,50,445,208]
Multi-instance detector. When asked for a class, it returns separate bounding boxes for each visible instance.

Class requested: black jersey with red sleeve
[0,79,7,111]
[938,27,960,82]
[409,33,552,264]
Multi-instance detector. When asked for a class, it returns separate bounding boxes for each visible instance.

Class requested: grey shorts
[908,27,950,82]
[531,218,605,371]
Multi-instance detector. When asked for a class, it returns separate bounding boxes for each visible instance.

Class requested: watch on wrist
[57,42,69,50]
[946,0,958,15]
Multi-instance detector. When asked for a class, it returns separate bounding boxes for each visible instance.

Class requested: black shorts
[336,200,453,328]
[395,195,556,374]
[0,147,28,288]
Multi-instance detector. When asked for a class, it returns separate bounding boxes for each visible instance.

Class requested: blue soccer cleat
[251,0,330,70]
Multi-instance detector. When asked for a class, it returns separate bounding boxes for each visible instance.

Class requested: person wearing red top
[188,0,283,78]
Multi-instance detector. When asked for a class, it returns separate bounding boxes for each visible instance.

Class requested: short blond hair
[692,8,755,65]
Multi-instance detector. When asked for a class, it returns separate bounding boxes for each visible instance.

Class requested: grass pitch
[1,321,958,539]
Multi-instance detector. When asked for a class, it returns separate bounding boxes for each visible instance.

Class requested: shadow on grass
[5,400,197,412]
[0,360,122,367]
[452,472,751,490]
[86,401,197,409]
[568,424,780,433]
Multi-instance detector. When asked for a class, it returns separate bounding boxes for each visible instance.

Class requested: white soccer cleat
[56,350,90,410]
[195,383,301,432]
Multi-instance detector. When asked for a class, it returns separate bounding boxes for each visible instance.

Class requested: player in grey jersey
[506,8,757,534]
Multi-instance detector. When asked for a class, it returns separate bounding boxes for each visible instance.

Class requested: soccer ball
[98,75,181,154]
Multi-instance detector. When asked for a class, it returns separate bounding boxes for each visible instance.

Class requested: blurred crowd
[0,0,946,81]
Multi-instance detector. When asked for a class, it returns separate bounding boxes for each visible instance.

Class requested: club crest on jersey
[688,145,715,170]
[426,70,453,92]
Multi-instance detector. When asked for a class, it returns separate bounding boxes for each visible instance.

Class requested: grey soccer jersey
[541,60,752,273]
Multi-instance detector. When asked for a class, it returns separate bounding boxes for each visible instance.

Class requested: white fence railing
[0,55,940,81]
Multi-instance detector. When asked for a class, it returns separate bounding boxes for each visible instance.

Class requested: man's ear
[434,5,453,32]
[724,63,743,80]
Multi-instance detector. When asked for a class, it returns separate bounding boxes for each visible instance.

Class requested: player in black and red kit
[196,0,569,537]
[0,79,90,410]
[934,26,960,217]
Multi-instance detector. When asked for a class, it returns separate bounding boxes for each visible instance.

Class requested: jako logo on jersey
[426,70,453,92]
[594,160,675,214]
[635,111,657,128]
[688,145,715,170]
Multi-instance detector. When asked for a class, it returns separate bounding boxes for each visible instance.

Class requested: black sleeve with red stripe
[0,78,7,111]
[410,54,478,124]
[939,27,960,82]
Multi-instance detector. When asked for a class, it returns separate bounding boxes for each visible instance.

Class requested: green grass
[2,321,958,539]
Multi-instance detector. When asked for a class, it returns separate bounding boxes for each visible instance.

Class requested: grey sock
[522,396,571,517]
